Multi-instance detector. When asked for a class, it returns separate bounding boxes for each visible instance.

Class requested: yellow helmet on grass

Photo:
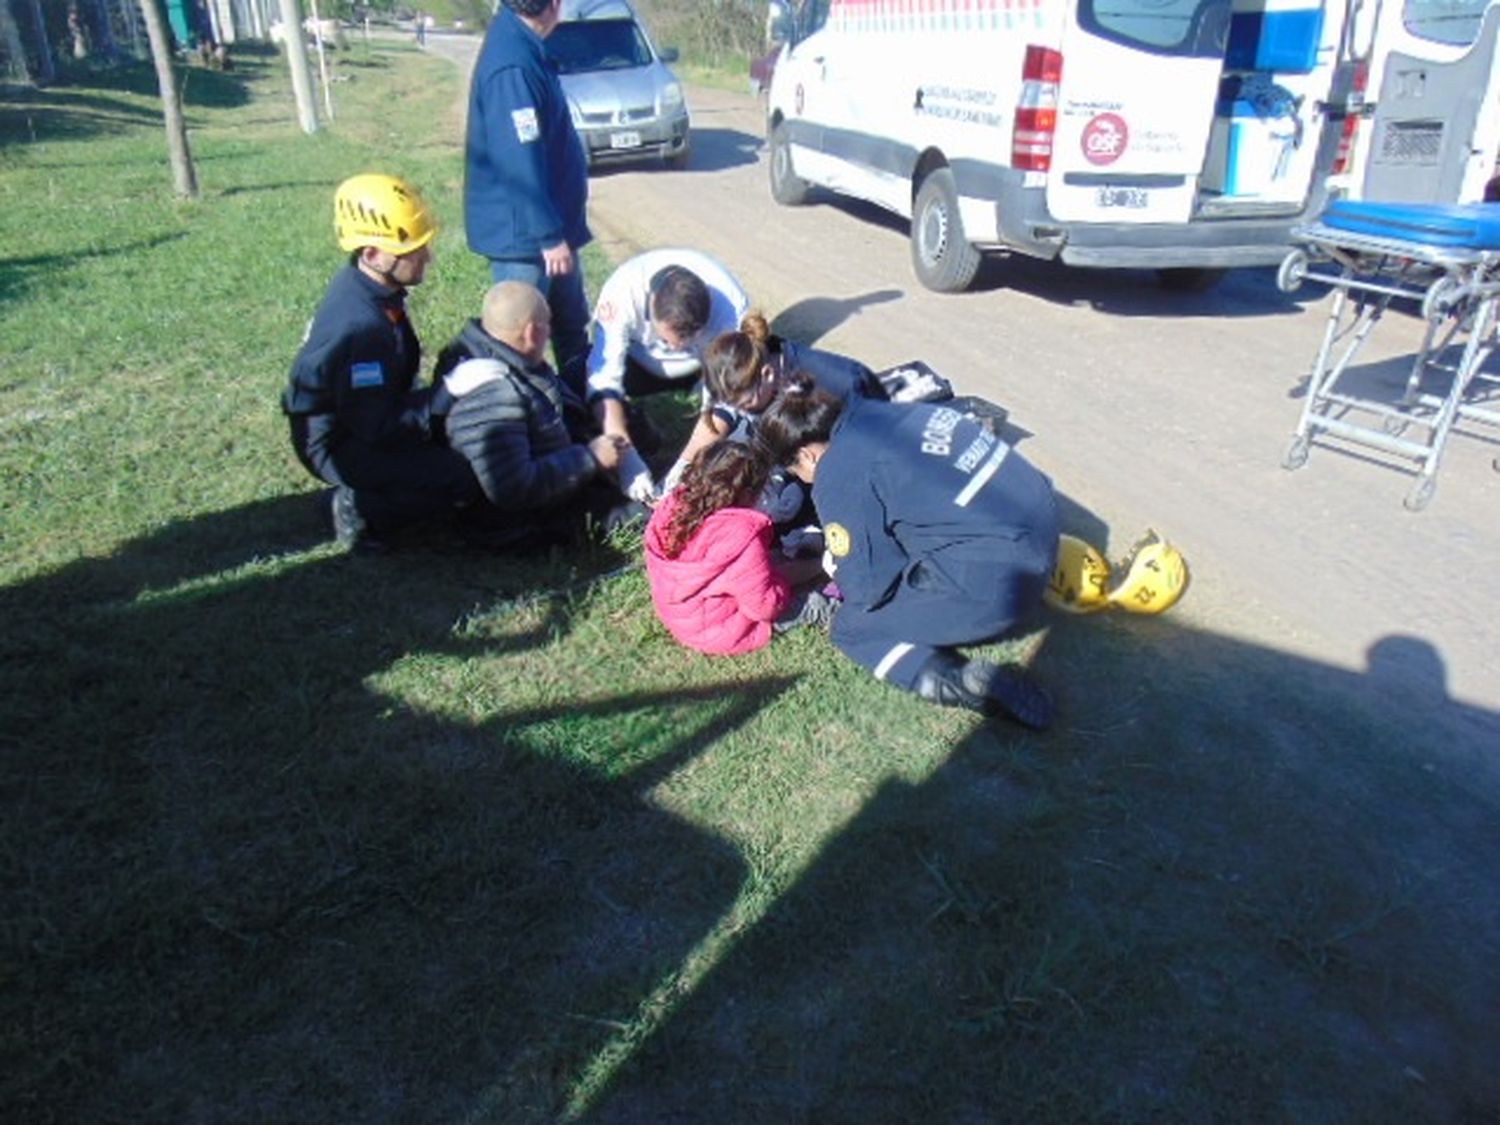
[334,173,437,255]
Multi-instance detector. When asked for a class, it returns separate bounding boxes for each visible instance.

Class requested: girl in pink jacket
[645,441,825,655]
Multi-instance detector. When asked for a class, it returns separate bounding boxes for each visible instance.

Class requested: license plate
[1097,187,1148,209]
[609,131,642,150]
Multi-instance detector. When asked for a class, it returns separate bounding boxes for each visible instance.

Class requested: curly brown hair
[659,440,771,558]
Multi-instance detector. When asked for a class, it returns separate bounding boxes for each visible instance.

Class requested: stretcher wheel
[1276,249,1309,294]
[1282,434,1310,470]
[1404,477,1437,512]
[1421,275,1461,323]
[1383,414,1409,437]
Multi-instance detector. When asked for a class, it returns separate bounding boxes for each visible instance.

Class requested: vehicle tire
[769,121,810,206]
[667,144,691,172]
[1157,267,1226,292]
[911,168,981,293]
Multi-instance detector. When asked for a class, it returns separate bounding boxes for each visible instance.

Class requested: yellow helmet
[1044,534,1112,614]
[1106,530,1188,615]
[334,173,437,255]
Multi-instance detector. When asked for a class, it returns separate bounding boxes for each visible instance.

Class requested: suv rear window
[1078,0,1232,57]
[1403,0,1489,45]
[546,18,653,73]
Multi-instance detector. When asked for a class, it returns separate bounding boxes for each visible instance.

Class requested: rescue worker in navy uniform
[464,0,591,396]
[755,390,1059,729]
[283,173,479,551]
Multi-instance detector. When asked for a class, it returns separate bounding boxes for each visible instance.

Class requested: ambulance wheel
[912,168,981,293]
[1404,477,1436,512]
[769,121,809,206]
[1157,267,1226,292]
[1282,434,1310,470]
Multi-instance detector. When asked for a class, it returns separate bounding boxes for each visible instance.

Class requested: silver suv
[548,2,691,170]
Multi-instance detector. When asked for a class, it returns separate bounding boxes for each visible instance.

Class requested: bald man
[433,281,643,549]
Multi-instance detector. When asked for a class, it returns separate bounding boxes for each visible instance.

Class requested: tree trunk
[138,0,200,198]
[2,0,30,83]
[277,0,319,134]
[23,0,54,82]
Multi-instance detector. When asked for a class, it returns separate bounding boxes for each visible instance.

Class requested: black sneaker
[961,659,1054,731]
[331,487,387,554]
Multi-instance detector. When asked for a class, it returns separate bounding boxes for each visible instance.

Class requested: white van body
[765,0,1364,290]
[1328,0,1500,204]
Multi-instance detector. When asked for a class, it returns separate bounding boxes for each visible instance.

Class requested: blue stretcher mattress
[1320,201,1500,249]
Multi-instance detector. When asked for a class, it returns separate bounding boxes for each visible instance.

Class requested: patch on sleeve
[824,522,850,557]
[595,299,618,324]
[350,361,384,389]
[511,106,540,143]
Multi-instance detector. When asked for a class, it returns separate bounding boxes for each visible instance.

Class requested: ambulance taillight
[1332,60,1369,176]
[1013,46,1062,172]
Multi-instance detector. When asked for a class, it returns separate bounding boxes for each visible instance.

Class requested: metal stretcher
[1275,200,1500,511]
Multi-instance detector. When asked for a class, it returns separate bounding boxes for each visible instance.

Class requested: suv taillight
[1013,46,1062,172]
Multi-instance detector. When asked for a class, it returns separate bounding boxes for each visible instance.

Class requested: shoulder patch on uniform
[511,106,540,143]
[595,299,618,324]
[350,361,384,389]
[825,522,850,557]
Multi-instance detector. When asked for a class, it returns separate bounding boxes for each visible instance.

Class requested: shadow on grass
[0,232,189,309]
[0,492,795,1123]
[582,613,1500,1122]
[0,61,253,148]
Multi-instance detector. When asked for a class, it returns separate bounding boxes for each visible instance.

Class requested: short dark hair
[648,265,711,338]
[754,390,844,466]
[502,0,553,17]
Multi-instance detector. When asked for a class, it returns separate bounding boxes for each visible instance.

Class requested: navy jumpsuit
[811,396,1059,691]
[283,265,478,531]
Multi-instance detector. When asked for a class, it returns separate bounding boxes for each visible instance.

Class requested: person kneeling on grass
[283,173,480,552]
[432,281,646,550]
[644,440,838,656]
[754,390,1058,729]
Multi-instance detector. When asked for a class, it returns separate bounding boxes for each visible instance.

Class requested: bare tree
[21,0,56,82]
[137,0,199,197]
[2,0,30,82]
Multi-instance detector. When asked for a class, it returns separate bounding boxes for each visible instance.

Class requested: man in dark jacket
[464,0,591,397]
[433,282,641,549]
[283,173,478,551]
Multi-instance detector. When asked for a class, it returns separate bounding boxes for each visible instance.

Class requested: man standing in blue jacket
[464,0,592,399]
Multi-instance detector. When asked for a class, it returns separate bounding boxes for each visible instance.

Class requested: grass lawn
[2,42,1498,1125]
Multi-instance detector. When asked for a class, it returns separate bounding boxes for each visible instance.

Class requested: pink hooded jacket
[644,493,791,655]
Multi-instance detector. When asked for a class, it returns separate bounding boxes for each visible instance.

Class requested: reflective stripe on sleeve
[954,443,1009,508]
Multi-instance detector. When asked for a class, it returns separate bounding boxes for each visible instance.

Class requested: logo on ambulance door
[1081,113,1128,166]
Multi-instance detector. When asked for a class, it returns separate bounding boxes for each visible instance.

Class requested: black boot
[912,652,1053,731]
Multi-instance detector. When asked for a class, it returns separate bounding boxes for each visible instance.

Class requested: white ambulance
[763,0,1376,291]
[1328,0,1500,205]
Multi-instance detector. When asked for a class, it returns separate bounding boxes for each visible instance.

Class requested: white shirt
[584,248,750,401]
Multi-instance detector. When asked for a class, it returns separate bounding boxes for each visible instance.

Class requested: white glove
[617,446,658,504]
[821,548,839,576]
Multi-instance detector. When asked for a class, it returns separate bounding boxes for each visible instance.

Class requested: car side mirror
[659,45,679,63]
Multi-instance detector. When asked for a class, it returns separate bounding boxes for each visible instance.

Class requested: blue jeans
[489,256,590,401]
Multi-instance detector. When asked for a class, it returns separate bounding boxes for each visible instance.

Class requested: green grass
[3,43,1499,1125]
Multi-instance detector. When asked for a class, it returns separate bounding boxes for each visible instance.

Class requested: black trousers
[290,416,479,533]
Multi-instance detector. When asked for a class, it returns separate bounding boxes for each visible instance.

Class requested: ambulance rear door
[1046,0,1232,225]
[1359,0,1500,202]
